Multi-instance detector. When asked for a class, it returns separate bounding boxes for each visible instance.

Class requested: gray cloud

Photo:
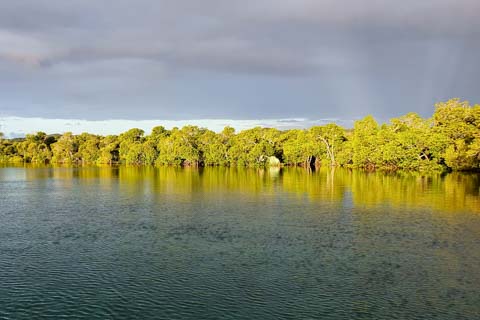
[2,0,478,71]
[0,0,479,122]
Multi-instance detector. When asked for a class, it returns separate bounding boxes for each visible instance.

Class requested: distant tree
[98,135,119,164]
[310,124,345,166]
[228,127,278,167]
[433,99,480,170]
[77,133,100,164]
[199,130,228,166]
[282,129,317,166]
[118,128,145,164]
[51,132,77,164]
[352,116,380,169]
[1,99,479,171]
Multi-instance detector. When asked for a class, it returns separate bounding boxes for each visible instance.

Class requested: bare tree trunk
[319,136,335,166]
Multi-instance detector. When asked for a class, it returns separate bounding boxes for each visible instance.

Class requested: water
[0,166,479,319]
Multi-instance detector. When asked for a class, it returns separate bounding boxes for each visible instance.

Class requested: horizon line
[0,116,356,138]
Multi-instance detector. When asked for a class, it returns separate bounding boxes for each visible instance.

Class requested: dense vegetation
[1,99,479,171]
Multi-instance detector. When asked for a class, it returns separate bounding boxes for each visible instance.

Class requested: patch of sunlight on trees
[0,98,479,172]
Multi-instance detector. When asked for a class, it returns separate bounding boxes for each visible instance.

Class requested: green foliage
[228,127,280,167]
[432,99,480,170]
[51,132,77,164]
[378,113,440,170]
[353,115,380,169]
[1,98,479,171]
[76,133,100,164]
[310,124,345,166]
[118,128,145,165]
[199,130,228,166]
[97,135,119,164]
[17,132,53,164]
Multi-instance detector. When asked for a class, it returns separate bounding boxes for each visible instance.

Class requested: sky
[0,0,479,137]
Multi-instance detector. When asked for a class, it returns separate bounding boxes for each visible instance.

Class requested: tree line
[1,99,479,171]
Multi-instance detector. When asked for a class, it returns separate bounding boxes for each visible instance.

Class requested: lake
[0,166,479,319]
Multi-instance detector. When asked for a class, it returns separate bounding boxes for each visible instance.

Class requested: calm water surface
[0,166,479,319]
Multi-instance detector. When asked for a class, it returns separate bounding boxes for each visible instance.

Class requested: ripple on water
[1,167,480,319]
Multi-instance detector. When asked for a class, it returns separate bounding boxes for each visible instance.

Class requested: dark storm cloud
[0,0,479,121]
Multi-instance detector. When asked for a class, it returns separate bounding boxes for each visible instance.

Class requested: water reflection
[1,165,480,319]
[2,165,479,214]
